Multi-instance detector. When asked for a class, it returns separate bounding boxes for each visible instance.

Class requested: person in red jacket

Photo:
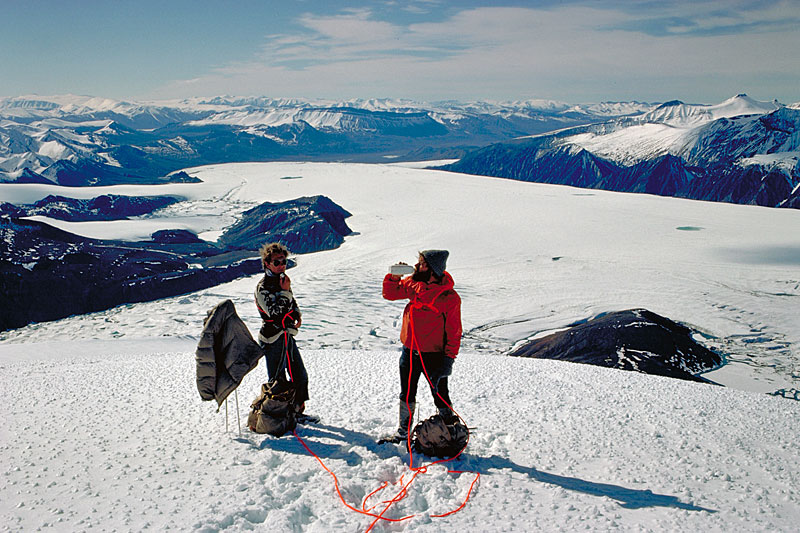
[380,249,462,444]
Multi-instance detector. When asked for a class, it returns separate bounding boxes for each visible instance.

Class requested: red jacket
[382,271,462,358]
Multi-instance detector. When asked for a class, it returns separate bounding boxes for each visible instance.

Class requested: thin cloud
[153,3,800,102]
[610,13,800,37]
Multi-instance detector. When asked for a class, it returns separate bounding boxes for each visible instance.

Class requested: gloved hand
[439,356,454,378]
[431,356,454,394]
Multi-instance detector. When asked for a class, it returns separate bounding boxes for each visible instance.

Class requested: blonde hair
[259,242,289,267]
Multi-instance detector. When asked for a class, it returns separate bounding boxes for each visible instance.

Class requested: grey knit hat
[420,249,449,277]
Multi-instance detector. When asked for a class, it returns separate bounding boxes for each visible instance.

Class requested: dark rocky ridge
[218,196,352,253]
[0,195,351,332]
[5,194,182,221]
[510,309,722,383]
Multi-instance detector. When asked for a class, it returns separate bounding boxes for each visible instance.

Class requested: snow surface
[37,140,70,160]
[639,95,780,128]
[568,123,688,163]
[2,342,798,531]
[1,161,800,531]
[739,151,800,174]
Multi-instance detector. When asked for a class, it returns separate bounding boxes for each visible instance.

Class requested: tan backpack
[247,379,297,437]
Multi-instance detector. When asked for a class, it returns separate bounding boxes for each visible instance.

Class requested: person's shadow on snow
[461,453,716,513]
[243,425,712,513]
[246,423,403,465]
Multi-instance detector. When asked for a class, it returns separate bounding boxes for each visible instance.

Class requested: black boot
[438,406,457,425]
[378,401,416,444]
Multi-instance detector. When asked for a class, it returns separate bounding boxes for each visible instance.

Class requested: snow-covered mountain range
[4,93,798,209]
[0,94,653,186]
[443,94,800,209]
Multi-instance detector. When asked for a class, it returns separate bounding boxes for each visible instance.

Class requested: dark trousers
[260,335,309,406]
[399,346,451,408]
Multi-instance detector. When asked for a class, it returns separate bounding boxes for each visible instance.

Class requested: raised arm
[382,273,415,301]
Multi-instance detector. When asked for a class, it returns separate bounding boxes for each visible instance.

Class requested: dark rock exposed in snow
[0,194,352,332]
[218,195,352,253]
[510,309,722,383]
[16,194,181,221]
[0,217,254,332]
[1,202,25,218]
[165,171,201,183]
[150,229,204,244]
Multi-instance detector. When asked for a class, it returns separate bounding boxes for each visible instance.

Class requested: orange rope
[292,429,415,524]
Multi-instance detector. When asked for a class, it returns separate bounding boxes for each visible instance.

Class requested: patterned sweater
[254,271,301,344]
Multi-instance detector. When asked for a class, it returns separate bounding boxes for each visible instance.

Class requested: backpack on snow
[411,414,469,458]
[247,379,297,437]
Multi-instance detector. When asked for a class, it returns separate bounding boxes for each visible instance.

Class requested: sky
[2,0,799,105]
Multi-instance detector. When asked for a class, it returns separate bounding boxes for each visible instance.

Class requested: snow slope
[1,342,798,532]
[638,94,780,128]
[1,161,800,531]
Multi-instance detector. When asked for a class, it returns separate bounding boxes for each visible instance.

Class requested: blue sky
[2,0,799,104]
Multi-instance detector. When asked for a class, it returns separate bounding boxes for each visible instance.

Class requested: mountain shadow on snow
[510,309,722,383]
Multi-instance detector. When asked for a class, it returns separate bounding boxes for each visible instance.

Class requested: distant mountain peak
[655,100,685,109]
[638,94,781,129]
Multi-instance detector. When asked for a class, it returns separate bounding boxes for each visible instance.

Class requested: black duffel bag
[411,414,468,458]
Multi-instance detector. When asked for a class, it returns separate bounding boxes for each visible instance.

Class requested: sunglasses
[270,258,287,266]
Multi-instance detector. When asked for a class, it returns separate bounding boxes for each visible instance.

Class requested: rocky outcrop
[150,229,205,244]
[15,194,181,221]
[0,217,253,331]
[218,195,352,254]
[510,309,722,383]
[0,195,352,332]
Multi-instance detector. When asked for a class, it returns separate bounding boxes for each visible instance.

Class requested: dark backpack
[411,414,469,458]
[247,379,297,437]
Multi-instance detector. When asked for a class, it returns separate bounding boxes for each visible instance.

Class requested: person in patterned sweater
[254,242,308,412]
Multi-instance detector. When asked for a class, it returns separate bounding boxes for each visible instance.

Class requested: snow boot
[378,401,416,444]
[296,413,320,425]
